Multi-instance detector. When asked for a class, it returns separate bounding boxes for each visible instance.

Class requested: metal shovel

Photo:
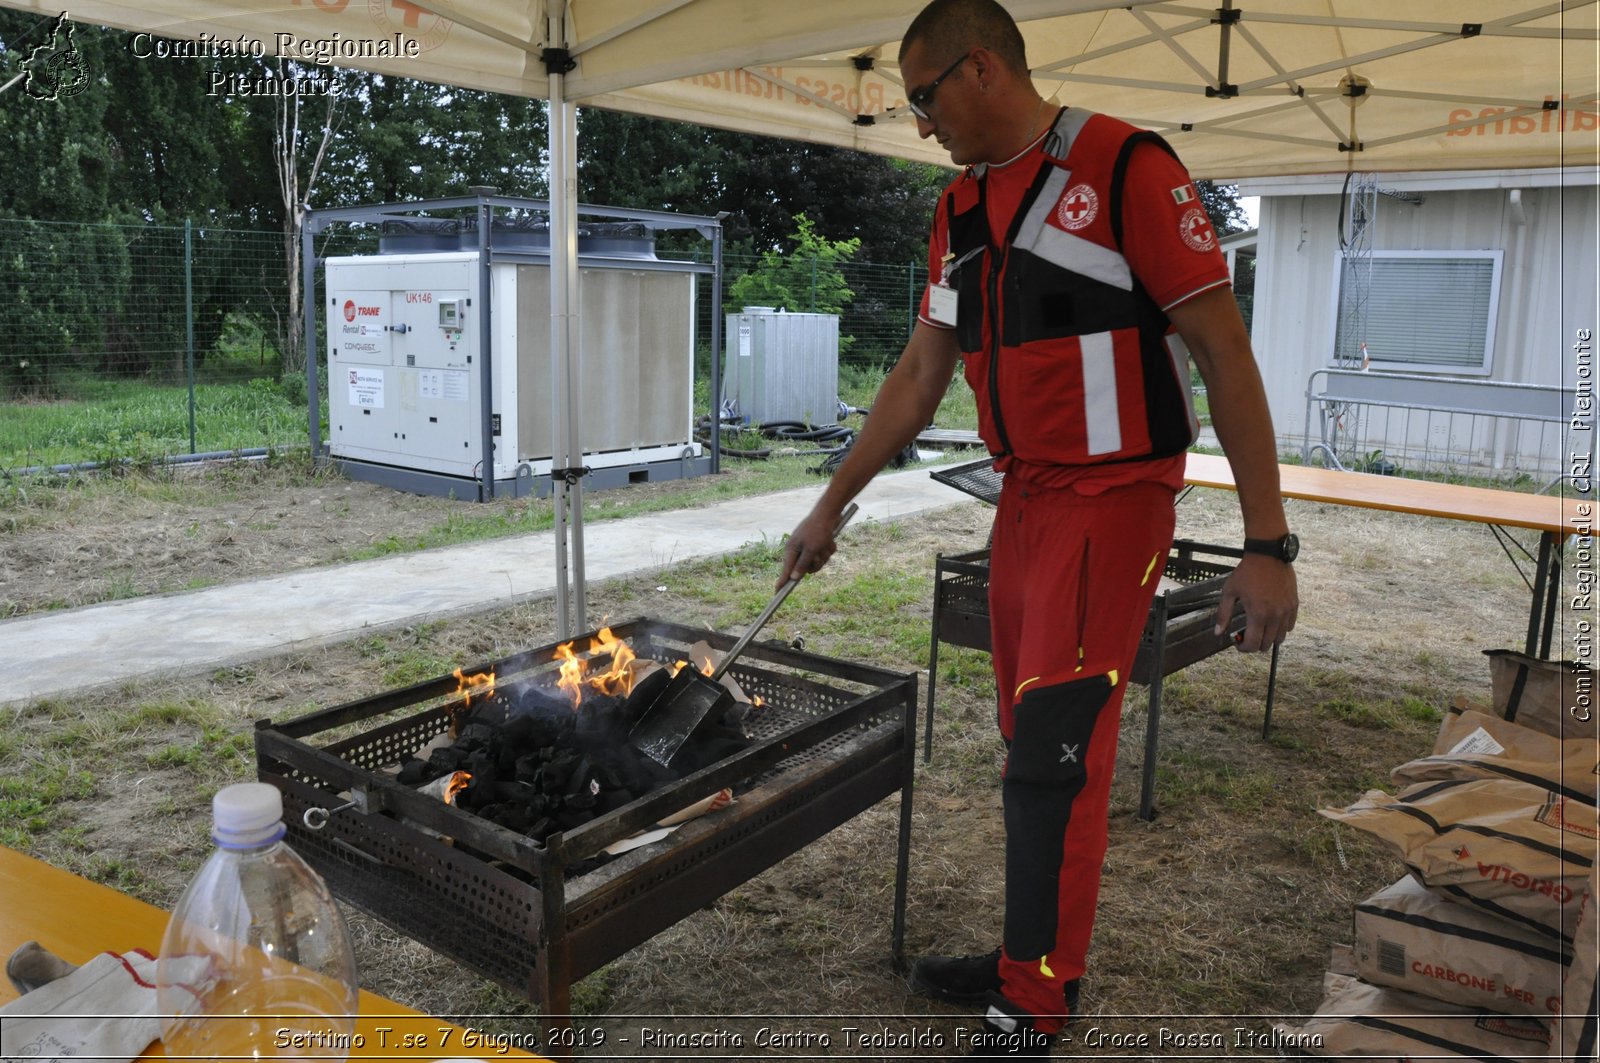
[628,502,859,768]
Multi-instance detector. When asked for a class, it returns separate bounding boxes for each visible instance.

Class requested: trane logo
[341,300,381,322]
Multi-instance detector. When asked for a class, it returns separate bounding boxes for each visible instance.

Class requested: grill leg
[1137,595,1170,822]
[925,594,942,763]
[893,695,916,972]
[1261,641,1282,739]
[536,850,575,1062]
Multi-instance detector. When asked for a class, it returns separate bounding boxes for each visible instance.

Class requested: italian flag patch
[1171,184,1197,204]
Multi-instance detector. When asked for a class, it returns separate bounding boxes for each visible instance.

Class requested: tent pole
[546,8,587,639]
[561,103,588,633]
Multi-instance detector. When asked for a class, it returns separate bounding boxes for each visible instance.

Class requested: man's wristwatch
[1242,532,1299,563]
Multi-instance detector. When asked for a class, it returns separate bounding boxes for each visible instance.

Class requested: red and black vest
[943,107,1200,468]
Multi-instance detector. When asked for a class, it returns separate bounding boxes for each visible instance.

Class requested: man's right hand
[779,505,844,589]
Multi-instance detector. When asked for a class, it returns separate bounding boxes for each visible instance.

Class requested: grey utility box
[722,307,839,426]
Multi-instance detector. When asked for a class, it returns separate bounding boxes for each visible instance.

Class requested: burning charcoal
[492,780,541,806]
[514,753,546,784]
[428,746,469,773]
[493,713,534,748]
[459,755,498,809]
[530,714,577,750]
[458,722,497,747]
[592,761,626,792]
[542,749,581,793]
[396,757,434,786]
[564,757,595,797]
[504,681,573,721]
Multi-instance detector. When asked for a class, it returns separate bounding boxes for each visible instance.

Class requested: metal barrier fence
[0,218,931,469]
[0,218,294,469]
[1304,367,1581,489]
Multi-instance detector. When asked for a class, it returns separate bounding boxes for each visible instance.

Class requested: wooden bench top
[1184,452,1584,536]
[0,844,546,1059]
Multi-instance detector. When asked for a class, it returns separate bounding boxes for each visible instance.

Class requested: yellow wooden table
[1185,453,1584,658]
[0,845,547,1060]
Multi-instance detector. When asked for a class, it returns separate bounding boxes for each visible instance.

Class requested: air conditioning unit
[319,207,715,500]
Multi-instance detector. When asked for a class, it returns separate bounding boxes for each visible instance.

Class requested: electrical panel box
[722,308,840,425]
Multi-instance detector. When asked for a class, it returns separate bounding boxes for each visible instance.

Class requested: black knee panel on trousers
[1002,673,1114,961]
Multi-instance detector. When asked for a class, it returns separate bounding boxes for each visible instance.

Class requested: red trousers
[988,478,1177,1031]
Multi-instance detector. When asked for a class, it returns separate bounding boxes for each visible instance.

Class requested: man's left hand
[1215,554,1298,652]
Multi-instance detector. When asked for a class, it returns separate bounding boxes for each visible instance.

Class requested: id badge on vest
[927,281,958,327]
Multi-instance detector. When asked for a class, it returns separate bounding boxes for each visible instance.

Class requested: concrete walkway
[1,465,977,707]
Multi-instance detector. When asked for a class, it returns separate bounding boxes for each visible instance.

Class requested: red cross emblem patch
[1179,206,1217,252]
[1056,183,1099,231]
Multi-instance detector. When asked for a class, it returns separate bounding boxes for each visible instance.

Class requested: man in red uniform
[780,0,1299,1055]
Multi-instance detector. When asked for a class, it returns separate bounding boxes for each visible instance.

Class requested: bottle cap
[212,783,287,849]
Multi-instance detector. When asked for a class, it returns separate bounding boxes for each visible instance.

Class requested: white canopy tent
[13,0,1598,633]
[25,1,1600,175]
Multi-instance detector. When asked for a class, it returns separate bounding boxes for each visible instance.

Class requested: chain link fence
[0,218,299,470]
[9,219,1278,468]
[1,215,1253,471]
[0,219,939,469]
[713,252,925,367]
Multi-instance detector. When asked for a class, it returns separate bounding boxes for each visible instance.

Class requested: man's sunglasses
[907,52,969,120]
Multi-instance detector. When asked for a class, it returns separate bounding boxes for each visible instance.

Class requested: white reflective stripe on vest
[1080,331,1122,455]
[1012,168,1134,293]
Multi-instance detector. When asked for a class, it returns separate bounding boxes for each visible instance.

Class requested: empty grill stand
[255,619,916,1056]
[925,461,1281,821]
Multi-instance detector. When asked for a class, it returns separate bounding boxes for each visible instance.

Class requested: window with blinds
[1330,250,1503,374]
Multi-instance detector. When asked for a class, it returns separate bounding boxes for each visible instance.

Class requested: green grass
[0,372,324,470]
[1155,751,1282,813]
[0,761,97,849]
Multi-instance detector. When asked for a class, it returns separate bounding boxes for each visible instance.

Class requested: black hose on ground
[695,416,858,462]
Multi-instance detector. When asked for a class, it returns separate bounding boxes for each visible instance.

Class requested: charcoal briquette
[396,758,433,786]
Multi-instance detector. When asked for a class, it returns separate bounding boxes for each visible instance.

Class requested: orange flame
[588,626,638,698]
[452,667,496,707]
[552,626,641,709]
[445,771,471,804]
[554,641,584,707]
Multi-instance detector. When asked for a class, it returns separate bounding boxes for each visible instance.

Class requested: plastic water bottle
[156,782,360,1059]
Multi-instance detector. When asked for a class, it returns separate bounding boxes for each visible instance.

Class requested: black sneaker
[965,992,1055,1058]
[909,949,1081,1013]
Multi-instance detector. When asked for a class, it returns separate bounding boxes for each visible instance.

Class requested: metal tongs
[628,502,859,767]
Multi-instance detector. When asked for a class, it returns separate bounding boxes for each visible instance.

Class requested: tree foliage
[1197,180,1250,235]
[728,214,860,315]
[728,214,862,352]
[574,108,944,264]
[0,8,1246,391]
